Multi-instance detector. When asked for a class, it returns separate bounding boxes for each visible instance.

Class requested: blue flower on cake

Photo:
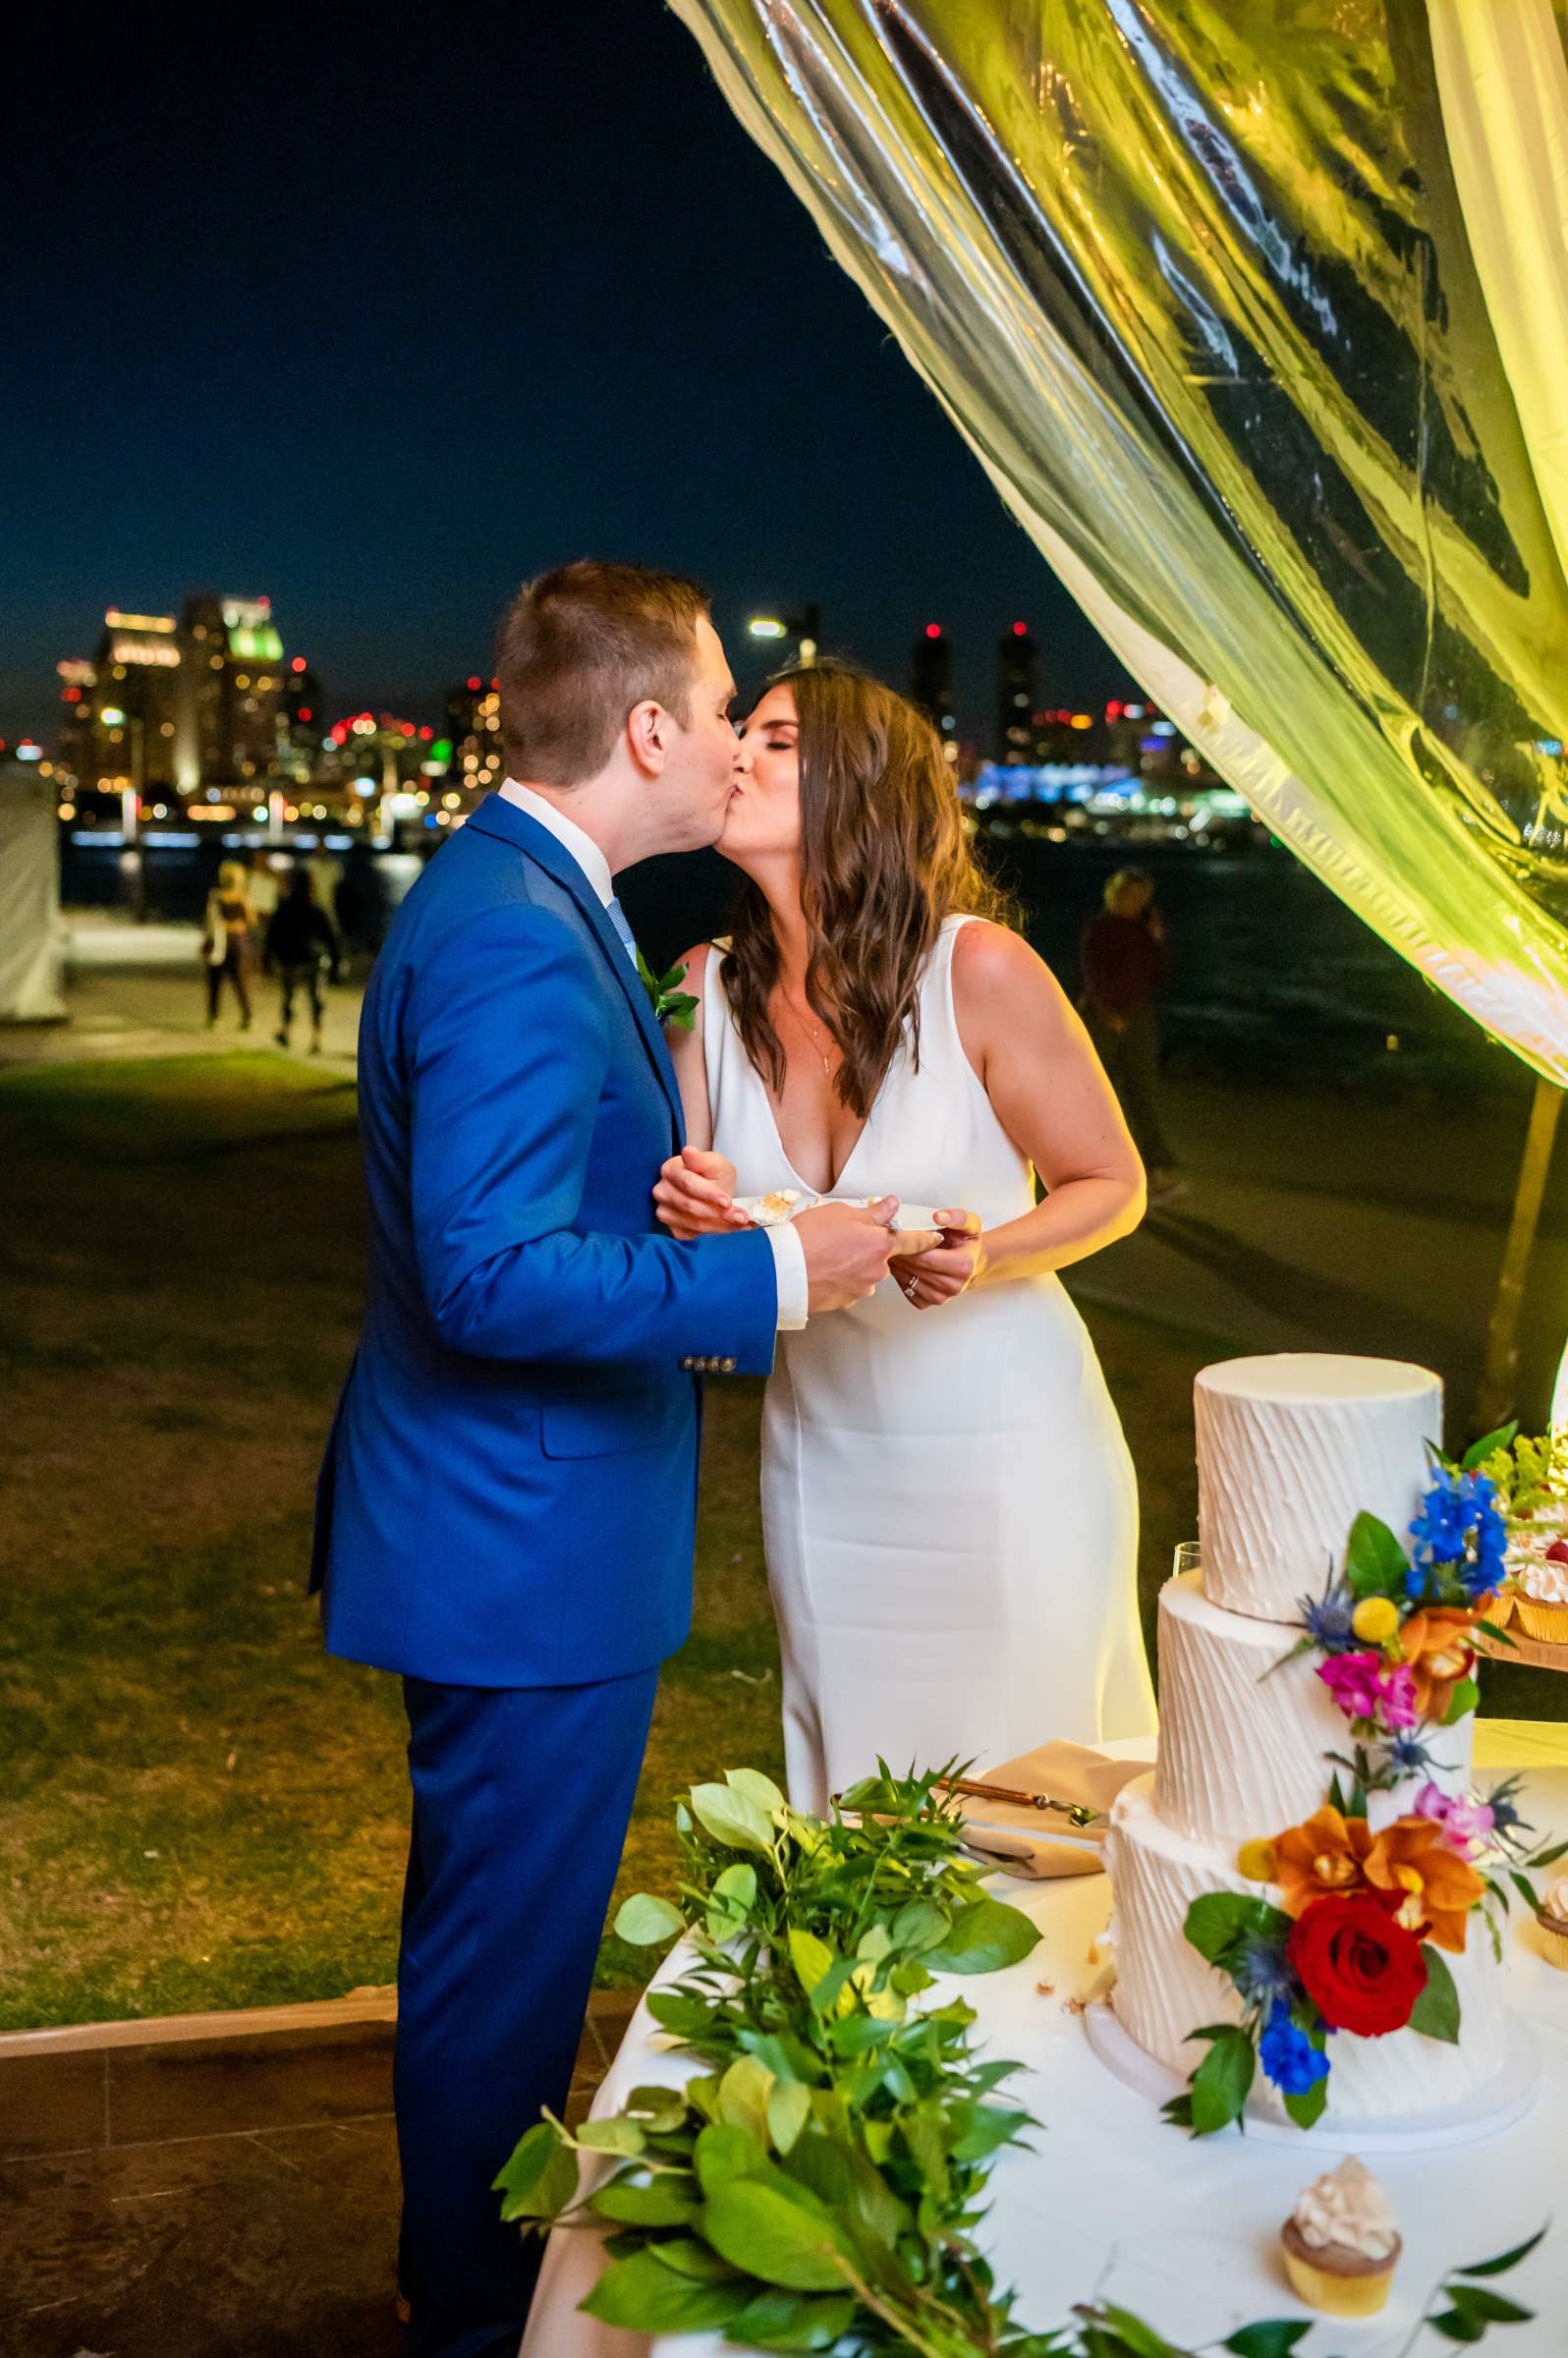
[1298,1579,1359,1654]
[1407,1465,1506,1601]
[1259,1998,1330,2096]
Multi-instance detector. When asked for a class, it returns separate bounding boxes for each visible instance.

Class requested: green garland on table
[491,1764,1550,2356]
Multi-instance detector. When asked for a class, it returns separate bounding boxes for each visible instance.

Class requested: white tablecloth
[524,1741,1568,2357]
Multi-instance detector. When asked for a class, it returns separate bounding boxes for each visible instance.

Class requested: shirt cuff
[765,1219,809,1332]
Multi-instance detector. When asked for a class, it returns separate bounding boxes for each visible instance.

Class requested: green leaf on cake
[1408,1945,1461,2045]
[1186,2024,1255,2136]
[1282,2074,1329,2130]
[1183,1892,1291,1968]
[1443,1677,1481,1725]
[1344,1510,1411,1600]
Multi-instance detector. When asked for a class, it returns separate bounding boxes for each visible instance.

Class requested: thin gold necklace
[780,993,835,1076]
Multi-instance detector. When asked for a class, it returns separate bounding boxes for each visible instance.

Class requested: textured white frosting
[1151,1571,1474,1846]
[1196,1355,1442,1623]
[1104,1783,1507,2121]
[1292,2157,1399,2259]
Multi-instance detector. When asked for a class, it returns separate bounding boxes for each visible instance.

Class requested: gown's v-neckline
[763,1095,873,1202]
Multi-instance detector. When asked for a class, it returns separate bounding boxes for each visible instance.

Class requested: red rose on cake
[1287,1891,1428,2036]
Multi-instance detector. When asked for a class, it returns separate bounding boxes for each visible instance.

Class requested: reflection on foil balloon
[670,0,1568,1077]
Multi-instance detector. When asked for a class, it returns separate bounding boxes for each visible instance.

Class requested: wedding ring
[904,1277,919,1302]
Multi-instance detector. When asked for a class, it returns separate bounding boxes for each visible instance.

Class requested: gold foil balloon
[670,1,1568,1078]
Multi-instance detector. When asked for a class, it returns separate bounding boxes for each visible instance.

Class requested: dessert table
[522,1725,1568,2357]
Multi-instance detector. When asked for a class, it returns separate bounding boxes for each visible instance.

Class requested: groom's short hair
[496,560,711,787]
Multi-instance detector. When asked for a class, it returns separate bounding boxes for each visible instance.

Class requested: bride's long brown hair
[722,662,1017,1120]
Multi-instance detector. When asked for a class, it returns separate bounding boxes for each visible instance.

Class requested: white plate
[734,1194,945,1235]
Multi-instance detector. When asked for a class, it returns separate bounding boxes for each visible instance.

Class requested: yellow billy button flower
[1351,1596,1401,1646]
[1236,1837,1278,1883]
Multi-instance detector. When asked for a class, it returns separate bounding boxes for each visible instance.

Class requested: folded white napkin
[951,1740,1153,1880]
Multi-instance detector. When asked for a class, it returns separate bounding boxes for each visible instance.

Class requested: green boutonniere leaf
[636,948,700,1032]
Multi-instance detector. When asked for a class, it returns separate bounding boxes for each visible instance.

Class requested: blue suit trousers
[395,1669,658,2358]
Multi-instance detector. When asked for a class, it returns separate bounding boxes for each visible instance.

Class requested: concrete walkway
[6,935,1564,1417]
[0,917,363,1072]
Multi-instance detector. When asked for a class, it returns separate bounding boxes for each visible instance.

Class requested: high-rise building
[909,624,957,758]
[281,655,323,777]
[174,593,287,792]
[77,610,183,794]
[446,676,505,806]
[54,658,98,791]
[995,622,1037,763]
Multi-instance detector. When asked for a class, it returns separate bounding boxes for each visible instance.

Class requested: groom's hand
[653,1148,751,1239]
[794,1196,901,1313]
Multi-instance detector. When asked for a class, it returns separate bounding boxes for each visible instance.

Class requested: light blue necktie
[605,894,641,970]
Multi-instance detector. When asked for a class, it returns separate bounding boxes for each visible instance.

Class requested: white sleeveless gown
[703,917,1156,1814]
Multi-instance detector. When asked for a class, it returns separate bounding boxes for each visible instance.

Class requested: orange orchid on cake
[1272,1805,1375,1918]
[1363,1817,1485,1951]
[1396,1603,1484,1720]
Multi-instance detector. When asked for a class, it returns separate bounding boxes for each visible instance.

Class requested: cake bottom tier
[1104,1783,1507,2123]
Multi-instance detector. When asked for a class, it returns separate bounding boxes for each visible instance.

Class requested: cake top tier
[1196,1352,1442,1626]
[1199,1355,1438,1407]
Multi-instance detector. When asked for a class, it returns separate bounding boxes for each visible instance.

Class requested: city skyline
[7,3,1127,749]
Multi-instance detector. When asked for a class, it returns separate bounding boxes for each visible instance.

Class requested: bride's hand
[897,1208,984,1311]
[653,1147,752,1239]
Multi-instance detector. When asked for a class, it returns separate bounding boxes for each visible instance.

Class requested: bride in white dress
[655,664,1155,1811]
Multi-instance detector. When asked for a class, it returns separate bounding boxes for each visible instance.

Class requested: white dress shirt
[498,779,808,1332]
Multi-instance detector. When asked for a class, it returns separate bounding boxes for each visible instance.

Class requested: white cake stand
[1083,1999,1540,2153]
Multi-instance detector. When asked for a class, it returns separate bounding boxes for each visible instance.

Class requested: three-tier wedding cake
[1101,1353,1510,2127]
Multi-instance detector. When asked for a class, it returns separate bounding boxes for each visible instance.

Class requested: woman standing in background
[201,860,255,1032]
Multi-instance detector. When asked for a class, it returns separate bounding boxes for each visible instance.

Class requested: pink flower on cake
[1316,1651,1419,1729]
[1411,1782,1495,1859]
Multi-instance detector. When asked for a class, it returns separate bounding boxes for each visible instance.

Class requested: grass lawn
[0,1053,1552,2032]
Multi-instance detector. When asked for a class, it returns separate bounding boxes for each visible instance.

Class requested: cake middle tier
[1152,1570,1475,1846]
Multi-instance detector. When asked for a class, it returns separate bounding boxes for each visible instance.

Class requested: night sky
[8,2,1125,749]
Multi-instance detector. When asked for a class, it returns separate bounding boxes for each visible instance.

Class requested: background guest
[201,860,255,1032]
[1080,867,1182,1203]
[264,868,341,1054]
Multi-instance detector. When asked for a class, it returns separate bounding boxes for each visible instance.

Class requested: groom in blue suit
[312,562,898,2356]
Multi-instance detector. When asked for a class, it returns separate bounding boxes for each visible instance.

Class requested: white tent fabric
[671,1,1568,1080]
[0,772,66,1022]
[1430,0,1568,596]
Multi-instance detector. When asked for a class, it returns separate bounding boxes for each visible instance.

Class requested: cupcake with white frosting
[1281,2157,1401,2318]
[1511,1543,1568,1643]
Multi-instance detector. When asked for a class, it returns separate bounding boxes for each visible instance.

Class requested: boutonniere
[636,948,699,1032]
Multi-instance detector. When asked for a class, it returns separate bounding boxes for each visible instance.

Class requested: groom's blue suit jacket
[311,791,779,1688]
